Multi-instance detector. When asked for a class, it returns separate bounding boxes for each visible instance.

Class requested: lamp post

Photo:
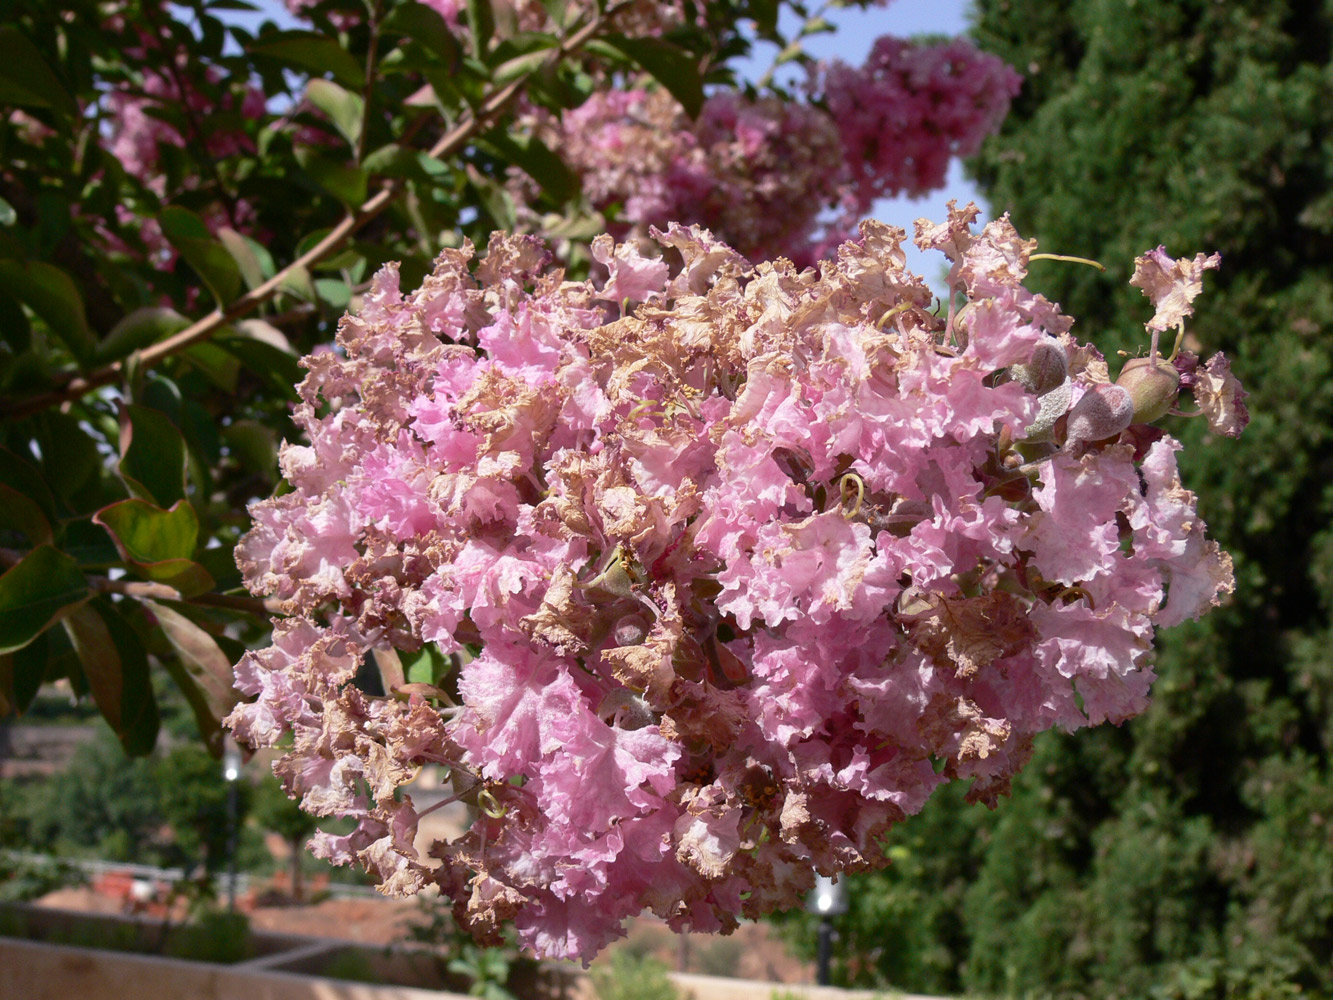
[222,742,242,912]
[806,874,848,986]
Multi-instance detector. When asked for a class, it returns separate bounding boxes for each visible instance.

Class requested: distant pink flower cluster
[532,36,1020,265]
[284,0,687,32]
[100,64,264,268]
[534,89,845,265]
[817,34,1024,208]
[105,67,264,189]
[227,206,1241,963]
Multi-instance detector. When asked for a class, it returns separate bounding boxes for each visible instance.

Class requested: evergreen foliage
[784,3,1333,996]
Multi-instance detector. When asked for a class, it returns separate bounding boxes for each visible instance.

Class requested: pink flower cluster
[105,67,264,189]
[227,205,1241,962]
[100,63,264,269]
[530,36,1020,265]
[815,35,1024,208]
[532,89,846,265]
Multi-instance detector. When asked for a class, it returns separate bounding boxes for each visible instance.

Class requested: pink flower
[228,212,1242,962]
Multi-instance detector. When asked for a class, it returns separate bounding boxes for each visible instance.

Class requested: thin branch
[186,590,286,616]
[0,5,621,422]
[89,574,283,615]
[355,0,384,167]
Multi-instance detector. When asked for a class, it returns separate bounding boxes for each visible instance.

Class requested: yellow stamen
[477,788,508,819]
[1168,322,1186,363]
[1029,253,1107,272]
[876,301,912,329]
[839,472,865,519]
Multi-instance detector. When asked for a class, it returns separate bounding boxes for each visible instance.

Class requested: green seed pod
[1115,355,1180,424]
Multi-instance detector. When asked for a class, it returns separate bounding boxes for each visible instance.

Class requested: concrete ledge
[668,970,945,1000]
[0,937,473,1000]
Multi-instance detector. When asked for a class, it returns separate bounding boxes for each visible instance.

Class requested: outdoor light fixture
[807,874,848,916]
[806,874,848,986]
[223,744,242,783]
[222,741,242,910]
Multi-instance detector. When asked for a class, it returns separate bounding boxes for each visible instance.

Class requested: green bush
[166,908,253,965]
[591,950,678,1000]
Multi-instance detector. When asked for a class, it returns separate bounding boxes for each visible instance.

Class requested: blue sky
[804,0,986,285]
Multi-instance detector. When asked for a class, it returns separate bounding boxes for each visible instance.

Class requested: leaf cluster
[0,0,839,755]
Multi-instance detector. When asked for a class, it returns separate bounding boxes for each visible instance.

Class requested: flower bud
[597,688,655,730]
[1066,383,1133,443]
[1009,339,1068,395]
[1115,356,1180,424]
[613,614,651,647]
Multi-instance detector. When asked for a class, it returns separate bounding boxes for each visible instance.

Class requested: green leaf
[305,78,364,147]
[36,410,102,504]
[216,228,267,291]
[362,142,419,177]
[144,600,240,756]
[0,260,96,367]
[0,545,90,654]
[195,544,243,594]
[467,165,517,230]
[0,483,52,546]
[537,0,571,29]
[0,447,57,526]
[0,630,47,716]
[252,32,365,89]
[95,307,190,365]
[492,47,554,86]
[223,419,278,475]
[315,278,351,310]
[750,0,780,38]
[294,146,369,207]
[158,207,244,305]
[0,292,31,353]
[9,630,47,714]
[477,130,579,203]
[217,331,302,395]
[93,497,198,562]
[63,599,160,755]
[466,0,495,53]
[589,35,704,118]
[184,340,242,392]
[118,403,188,507]
[0,27,78,119]
[402,643,451,687]
[279,262,319,304]
[385,2,462,64]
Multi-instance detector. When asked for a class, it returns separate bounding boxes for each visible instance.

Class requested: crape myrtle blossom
[524,36,1020,266]
[99,56,265,270]
[814,35,1024,209]
[226,204,1244,963]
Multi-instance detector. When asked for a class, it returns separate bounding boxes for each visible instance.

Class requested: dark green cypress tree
[780,4,1333,997]
[961,3,1333,997]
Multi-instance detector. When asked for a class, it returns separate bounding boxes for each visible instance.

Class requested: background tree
[252,771,317,901]
[7,733,254,874]
[781,2,1333,997]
